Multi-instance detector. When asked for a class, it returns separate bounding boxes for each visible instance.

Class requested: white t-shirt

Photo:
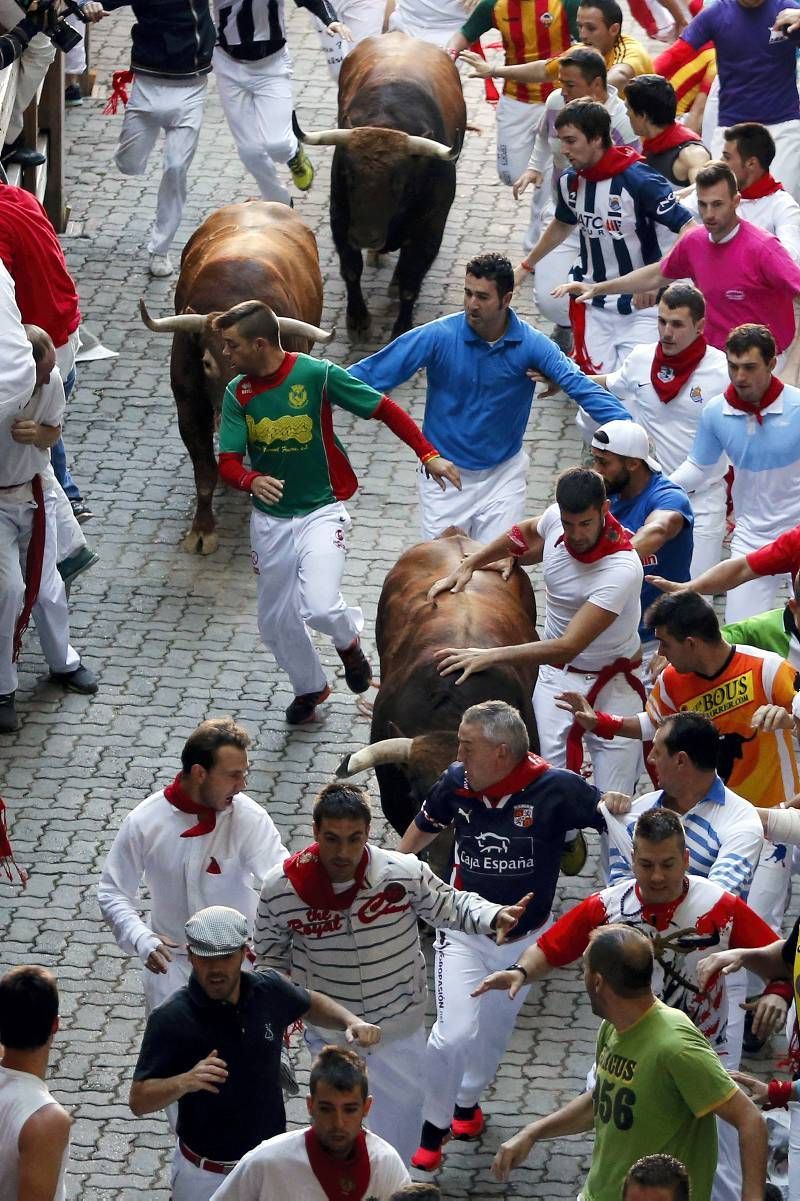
[0,367,66,493]
[605,343,729,485]
[210,1127,411,1201]
[0,1067,69,1201]
[537,503,643,670]
[390,0,465,39]
[0,261,36,423]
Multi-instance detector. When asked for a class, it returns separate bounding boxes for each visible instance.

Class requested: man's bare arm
[646,555,757,597]
[712,1088,768,1201]
[18,1104,72,1201]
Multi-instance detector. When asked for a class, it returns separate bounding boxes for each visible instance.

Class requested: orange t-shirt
[645,645,799,808]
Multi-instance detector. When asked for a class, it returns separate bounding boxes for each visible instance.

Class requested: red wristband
[594,712,624,740]
[518,260,534,274]
[508,524,530,556]
[766,1079,794,1109]
[763,980,793,1003]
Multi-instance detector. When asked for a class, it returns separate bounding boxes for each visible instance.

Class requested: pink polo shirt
[660,220,800,353]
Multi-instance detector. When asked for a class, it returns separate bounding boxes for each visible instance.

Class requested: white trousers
[171,1143,236,1201]
[52,478,86,563]
[576,304,660,376]
[0,491,80,694]
[790,1102,800,1199]
[312,0,384,79]
[422,922,550,1129]
[496,95,545,188]
[63,14,86,75]
[712,117,800,204]
[306,1024,427,1165]
[533,661,645,793]
[535,235,577,326]
[251,502,362,697]
[724,529,793,623]
[417,448,529,542]
[690,485,727,577]
[0,0,55,144]
[114,75,206,256]
[387,9,463,47]
[213,46,295,205]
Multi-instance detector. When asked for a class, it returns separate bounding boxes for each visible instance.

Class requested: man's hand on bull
[326,20,353,38]
[436,645,504,682]
[425,454,462,492]
[459,49,495,78]
[250,475,284,505]
[551,281,599,303]
[554,690,598,730]
[751,704,794,734]
[491,892,534,944]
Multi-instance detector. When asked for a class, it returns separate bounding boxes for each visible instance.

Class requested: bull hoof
[183,528,219,555]
[346,310,371,336]
[366,250,382,268]
[388,266,400,299]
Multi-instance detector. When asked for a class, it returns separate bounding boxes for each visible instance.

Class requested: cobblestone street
[0,11,747,1199]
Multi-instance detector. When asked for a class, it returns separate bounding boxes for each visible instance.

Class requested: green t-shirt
[722,608,793,661]
[218,353,383,519]
[583,1001,736,1201]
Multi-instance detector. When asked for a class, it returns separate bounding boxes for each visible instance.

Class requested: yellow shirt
[546,34,653,84]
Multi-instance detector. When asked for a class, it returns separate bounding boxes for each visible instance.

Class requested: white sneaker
[148,253,174,278]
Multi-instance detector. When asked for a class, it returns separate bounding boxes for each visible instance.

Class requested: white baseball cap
[591,420,661,473]
[185,906,249,957]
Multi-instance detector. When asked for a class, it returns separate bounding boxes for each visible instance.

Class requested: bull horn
[336,738,413,777]
[139,299,207,334]
[298,127,356,147]
[405,134,456,159]
[277,316,335,344]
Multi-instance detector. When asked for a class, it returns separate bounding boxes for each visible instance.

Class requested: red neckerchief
[724,375,784,424]
[164,773,217,838]
[0,795,26,886]
[464,752,550,801]
[650,334,707,403]
[642,124,701,156]
[636,878,689,932]
[579,145,643,182]
[284,843,370,910]
[12,475,46,663]
[740,173,783,200]
[304,1130,371,1201]
[556,512,634,563]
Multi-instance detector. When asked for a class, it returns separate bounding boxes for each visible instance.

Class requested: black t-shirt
[133,970,310,1160]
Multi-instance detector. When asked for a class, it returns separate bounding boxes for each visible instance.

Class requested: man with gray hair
[397,699,621,1171]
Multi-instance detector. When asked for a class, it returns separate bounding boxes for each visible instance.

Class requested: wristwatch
[506,962,529,981]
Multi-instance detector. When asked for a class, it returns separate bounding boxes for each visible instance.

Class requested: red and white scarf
[164,774,217,838]
[650,335,707,404]
[284,843,370,910]
[556,512,634,563]
[724,375,783,424]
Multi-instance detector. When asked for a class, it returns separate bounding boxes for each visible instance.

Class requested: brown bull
[140,201,331,554]
[296,33,466,338]
[337,531,539,838]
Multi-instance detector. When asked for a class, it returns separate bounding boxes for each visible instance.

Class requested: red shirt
[747,523,800,578]
[0,186,80,347]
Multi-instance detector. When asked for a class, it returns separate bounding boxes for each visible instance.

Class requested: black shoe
[336,639,372,693]
[57,546,99,587]
[49,665,98,695]
[0,693,18,734]
[285,684,331,725]
[70,499,94,524]
[1,135,46,167]
[64,84,83,107]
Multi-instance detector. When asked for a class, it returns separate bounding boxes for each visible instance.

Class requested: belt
[179,1141,237,1174]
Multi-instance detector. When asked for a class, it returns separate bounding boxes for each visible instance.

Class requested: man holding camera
[0,0,105,168]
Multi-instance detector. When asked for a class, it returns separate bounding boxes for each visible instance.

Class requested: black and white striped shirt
[214,0,338,59]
